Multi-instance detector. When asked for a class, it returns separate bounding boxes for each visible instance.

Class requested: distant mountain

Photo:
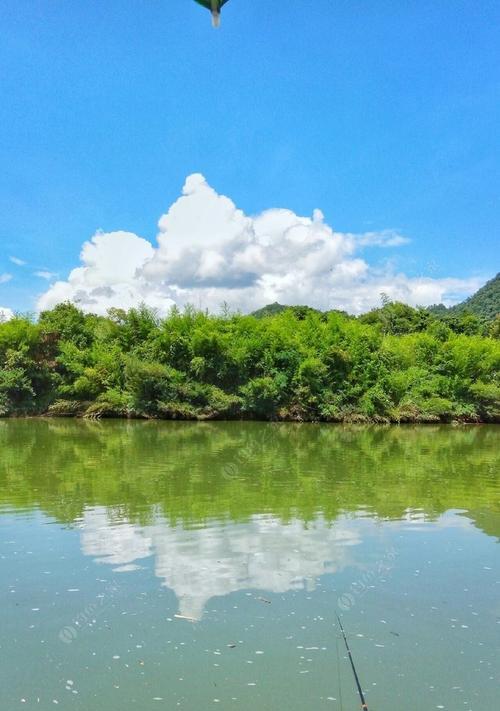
[251,302,322,319]
[251,302,289,318]
[430,273,500,322]
[252,274,500,323]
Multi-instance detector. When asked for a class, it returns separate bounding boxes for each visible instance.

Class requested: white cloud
[0,273,12,284]
[10,256,26,266]
[356,230,410,248]
[37,174,484,315]
[34,270,57,281]
[37,230,172,315]
[0,307,13,322]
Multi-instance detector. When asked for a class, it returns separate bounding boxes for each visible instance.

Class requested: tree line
[0,300,498,422]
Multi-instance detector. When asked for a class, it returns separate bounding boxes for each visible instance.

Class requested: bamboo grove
[0,300,498,422]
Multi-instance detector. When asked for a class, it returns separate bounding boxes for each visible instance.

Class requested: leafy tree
[39,302,91,348]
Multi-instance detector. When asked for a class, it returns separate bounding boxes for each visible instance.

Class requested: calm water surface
[1,420,499,710]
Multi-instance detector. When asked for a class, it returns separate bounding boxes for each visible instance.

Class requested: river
[1,420,499,710]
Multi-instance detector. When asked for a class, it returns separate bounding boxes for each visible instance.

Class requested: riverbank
[3,408,497,424]
[1,302,498,423]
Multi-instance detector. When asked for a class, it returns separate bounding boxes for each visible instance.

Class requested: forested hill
[448,272,499,320]
[254,274,500,325]
[0,301,498,423]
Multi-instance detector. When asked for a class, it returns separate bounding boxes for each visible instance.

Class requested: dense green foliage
[0,299,499,422]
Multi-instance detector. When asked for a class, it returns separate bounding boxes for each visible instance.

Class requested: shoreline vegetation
[0,296,498,424]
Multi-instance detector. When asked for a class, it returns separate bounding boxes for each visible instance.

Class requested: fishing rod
[336,614,369,710]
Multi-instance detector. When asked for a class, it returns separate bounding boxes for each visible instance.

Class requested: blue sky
[1,0,498,314]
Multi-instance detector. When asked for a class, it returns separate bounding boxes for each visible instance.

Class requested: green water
[1,420,499,710]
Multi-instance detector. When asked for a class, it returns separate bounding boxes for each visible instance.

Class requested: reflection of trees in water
[0,420,498,535]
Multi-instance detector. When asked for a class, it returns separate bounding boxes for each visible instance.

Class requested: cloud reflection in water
[81,508,363,621]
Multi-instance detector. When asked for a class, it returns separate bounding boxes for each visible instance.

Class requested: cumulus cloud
[37,231,173,314]
[37,174,484,315]
[0,307,13,322]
